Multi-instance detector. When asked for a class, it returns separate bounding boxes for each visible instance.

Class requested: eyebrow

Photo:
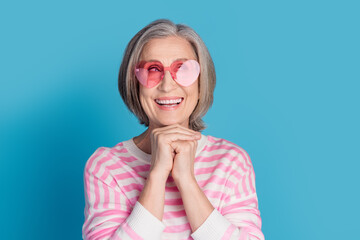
[144,58,189,63]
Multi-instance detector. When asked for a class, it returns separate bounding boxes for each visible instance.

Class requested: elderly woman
[82,19,264,240]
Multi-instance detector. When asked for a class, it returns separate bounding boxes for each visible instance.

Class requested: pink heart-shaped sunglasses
[135,59,200,88]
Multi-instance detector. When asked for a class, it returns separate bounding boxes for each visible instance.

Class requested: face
[138,36,199,129]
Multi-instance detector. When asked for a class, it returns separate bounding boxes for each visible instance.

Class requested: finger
[153,124,200,135]
[160,132,201,144]
[154,127,201,139]
[171,139,198,147]
[152,129,198,141]
[170,140,198,154]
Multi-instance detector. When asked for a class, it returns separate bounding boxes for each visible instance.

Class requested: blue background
[1,0,359,239]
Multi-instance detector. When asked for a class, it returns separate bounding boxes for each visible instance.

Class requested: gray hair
[118,19,216,131]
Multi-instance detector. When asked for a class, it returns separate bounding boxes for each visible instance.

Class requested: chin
[156,119,188,128]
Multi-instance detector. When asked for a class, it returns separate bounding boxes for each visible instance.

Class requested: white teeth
[155,98,183,104]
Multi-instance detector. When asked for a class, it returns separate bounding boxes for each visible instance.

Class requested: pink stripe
[92,155,113,176]
[106,158,145,172]
[195,162,241,179]
[164,223,191,233]
[165,185,179,192]
[203,144,242,153]
[85,148,107,173]
[203,189,226,199]
[207,135,218,143]
[168,175,175,182]
[234,181,242,199]
[133,164,151,172]
[83,206,129,235]
[122,183,144,192]
[112,233,122,240]
[165,198,183,206]
[119,155,138,162]
[257,212,262,228]
[109,178,117,188]
[221,197,258,214]
[105,217,127,223]
[221,224,237,240]
[96,228,117,240]
[196,154,223,163]
[163,209,187,219]
[114,171,143,181]
[203,189,229,204]
[114,142,125,147]
[197,174,235,189]
[122,221,143,240]
[91,209,129,219]
[241,174,249,196]
[128,196,140,205]
[248,167,256,193]
[240,224,264,239]
[113,146,128,154]
[197,153,246,174]
[93,177,100,209]
[86,226,117,239]
[85,148,106,204]
[115,191,120,209]
[91,154,115,210]
[106,162,126,171]
[100,167,110,181]
[225,207,260,217]
[103,183,110,209]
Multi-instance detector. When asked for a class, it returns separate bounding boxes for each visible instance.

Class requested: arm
[175,177,215,231]
[172,142,264,240]
[176,176,263,240]
[190,159,264,240]
[138,170,167,220]
[82,148,166,240]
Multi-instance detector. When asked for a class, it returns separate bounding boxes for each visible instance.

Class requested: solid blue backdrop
[1,0,359,239]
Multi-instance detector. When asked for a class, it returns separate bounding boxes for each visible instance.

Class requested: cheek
[189,82,199,100]
[185,89,199,109]
[139,88,154,111]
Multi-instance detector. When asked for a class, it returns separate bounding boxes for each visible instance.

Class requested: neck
[133,128,152,154]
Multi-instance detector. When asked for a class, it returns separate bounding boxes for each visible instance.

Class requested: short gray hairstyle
[118,19,216,131]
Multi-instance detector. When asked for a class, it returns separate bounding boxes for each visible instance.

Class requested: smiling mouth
[154,97,184,107]
[155,98,184,106]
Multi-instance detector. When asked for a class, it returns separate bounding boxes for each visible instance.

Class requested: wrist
[174,175,197,191]
[148,169,169,184]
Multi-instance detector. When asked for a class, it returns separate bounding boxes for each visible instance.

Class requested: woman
[82,19,264,240]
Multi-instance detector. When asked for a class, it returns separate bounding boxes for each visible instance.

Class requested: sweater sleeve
[82,148,165,240]
[191,151,264,240]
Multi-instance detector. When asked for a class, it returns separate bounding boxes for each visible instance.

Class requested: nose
[158,70,177,92]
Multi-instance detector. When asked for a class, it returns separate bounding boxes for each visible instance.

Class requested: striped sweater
[82,134,264,240]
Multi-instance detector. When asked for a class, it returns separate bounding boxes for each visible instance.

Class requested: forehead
[140,36,197,63]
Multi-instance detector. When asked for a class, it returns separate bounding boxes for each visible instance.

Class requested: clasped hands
[149,124,201,186]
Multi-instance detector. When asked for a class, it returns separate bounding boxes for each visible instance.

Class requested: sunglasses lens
[174,60,200,86]
[135,62,163,88]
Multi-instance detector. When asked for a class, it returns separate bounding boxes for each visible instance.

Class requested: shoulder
[84,141,131,176]
[203,135,254,173]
